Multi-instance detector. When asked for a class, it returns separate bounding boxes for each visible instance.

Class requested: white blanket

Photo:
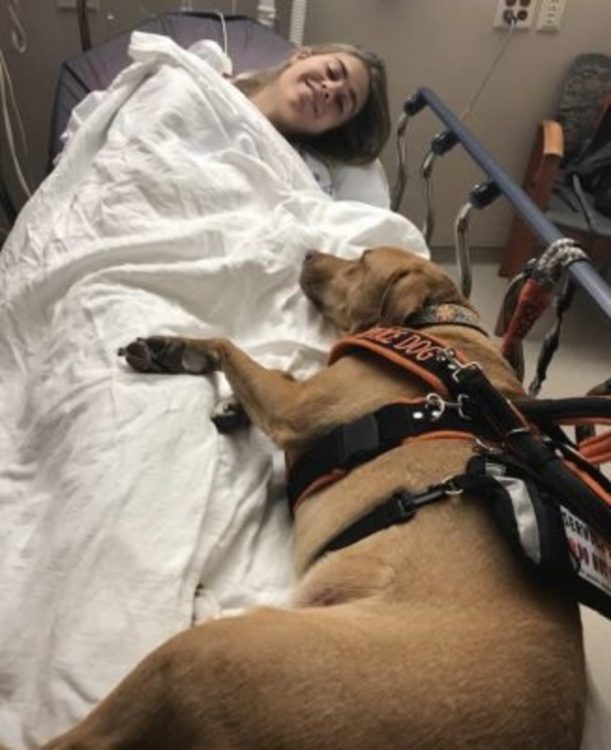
[0,32,428,747]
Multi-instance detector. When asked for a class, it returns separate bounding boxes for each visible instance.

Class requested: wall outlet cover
[494,0,539,30]
[537,0,568,31]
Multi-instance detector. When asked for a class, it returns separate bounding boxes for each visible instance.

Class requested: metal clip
[473,436,503,455]
[441,477,464,496]
[425,392,446,421]
[424,392,472,421]
[451,361,482,384]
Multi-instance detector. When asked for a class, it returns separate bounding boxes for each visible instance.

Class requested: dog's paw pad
[211,398,250,433]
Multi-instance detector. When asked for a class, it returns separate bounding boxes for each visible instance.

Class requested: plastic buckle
[388,490,417,523]
[338,413,380,468]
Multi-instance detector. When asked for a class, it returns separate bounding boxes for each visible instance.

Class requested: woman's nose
[321,78,345,100]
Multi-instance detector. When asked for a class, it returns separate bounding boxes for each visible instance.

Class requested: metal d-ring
[473,436,503,455]
[441,477,464,496]
[425,392,446,421]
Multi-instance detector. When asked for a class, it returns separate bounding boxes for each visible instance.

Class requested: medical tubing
[0,49,28,157]
[0,53,31,197]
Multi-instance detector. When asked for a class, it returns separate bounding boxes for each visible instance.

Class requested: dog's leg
[41,604,585,750]
[119,336,334,447]
[41,608,384,750]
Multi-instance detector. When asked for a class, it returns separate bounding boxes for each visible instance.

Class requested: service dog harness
[286,324,611,619]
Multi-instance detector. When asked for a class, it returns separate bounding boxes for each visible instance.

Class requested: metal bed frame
[404,86,611,323]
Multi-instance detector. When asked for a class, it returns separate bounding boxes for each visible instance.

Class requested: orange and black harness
[286,325,611,619]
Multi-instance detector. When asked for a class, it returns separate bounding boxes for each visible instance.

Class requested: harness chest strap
[286,326,516,511]
[286,404,477,512]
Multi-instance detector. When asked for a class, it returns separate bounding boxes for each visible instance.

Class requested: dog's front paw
[118,337,218,375]
[211,397,250,433]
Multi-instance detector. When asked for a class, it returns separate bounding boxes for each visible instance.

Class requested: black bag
[564,100,611,218]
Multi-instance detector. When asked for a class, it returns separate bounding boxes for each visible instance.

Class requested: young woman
[233,43,391,166]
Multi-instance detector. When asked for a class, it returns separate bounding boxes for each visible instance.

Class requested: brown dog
[44,247,585,749]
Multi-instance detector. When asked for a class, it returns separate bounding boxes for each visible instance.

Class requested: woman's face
[271,51,370,136]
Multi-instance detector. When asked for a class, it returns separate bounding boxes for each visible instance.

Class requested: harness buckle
[425,392,446,421]
[338,413,381,468]
[435,347,483,385]
[388,490,417,522]
[424,392,473,421]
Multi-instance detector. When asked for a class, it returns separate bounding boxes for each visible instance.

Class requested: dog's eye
[343,265,361,279]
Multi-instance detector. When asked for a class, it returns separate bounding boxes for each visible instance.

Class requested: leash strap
[448,355,611,536]
[515,396,611,426]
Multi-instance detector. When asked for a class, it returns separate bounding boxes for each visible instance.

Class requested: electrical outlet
[537,0,567,31]
[494,0,538,29]
[56,0,99,10]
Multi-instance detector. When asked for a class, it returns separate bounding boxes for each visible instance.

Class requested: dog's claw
[211,398,250,433]
[119,337,219,375]
[118,338,184,374]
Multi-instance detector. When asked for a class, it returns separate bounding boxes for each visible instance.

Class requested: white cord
[138,2,156,18]
[8,0,27,54]
[0,48,32,198]
[0,49,28,157]
[211,11,229,55]
[391,17,517,210]
[459,16,516,122]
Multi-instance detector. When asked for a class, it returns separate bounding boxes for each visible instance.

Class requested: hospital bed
[0,11,609,749]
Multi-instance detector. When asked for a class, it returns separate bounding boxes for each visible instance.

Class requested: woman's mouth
[305,80,320,117]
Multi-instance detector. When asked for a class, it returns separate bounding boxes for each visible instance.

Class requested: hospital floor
[437,248,611,717]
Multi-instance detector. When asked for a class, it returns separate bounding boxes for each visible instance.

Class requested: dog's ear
[378,266,471,325]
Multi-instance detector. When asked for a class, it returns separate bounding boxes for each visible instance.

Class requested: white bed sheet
[0,32,428,747]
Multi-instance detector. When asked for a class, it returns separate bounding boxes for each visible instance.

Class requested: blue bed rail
[404,86,611,322]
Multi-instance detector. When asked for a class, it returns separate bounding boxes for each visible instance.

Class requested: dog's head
[299,246,471,333]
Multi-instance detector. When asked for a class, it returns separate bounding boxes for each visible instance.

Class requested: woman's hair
[234,43,391,166]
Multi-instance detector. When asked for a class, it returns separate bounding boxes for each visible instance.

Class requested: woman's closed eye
[326,64,337,81]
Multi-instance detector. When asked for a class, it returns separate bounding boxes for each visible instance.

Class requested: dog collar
[404,303,488,337]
